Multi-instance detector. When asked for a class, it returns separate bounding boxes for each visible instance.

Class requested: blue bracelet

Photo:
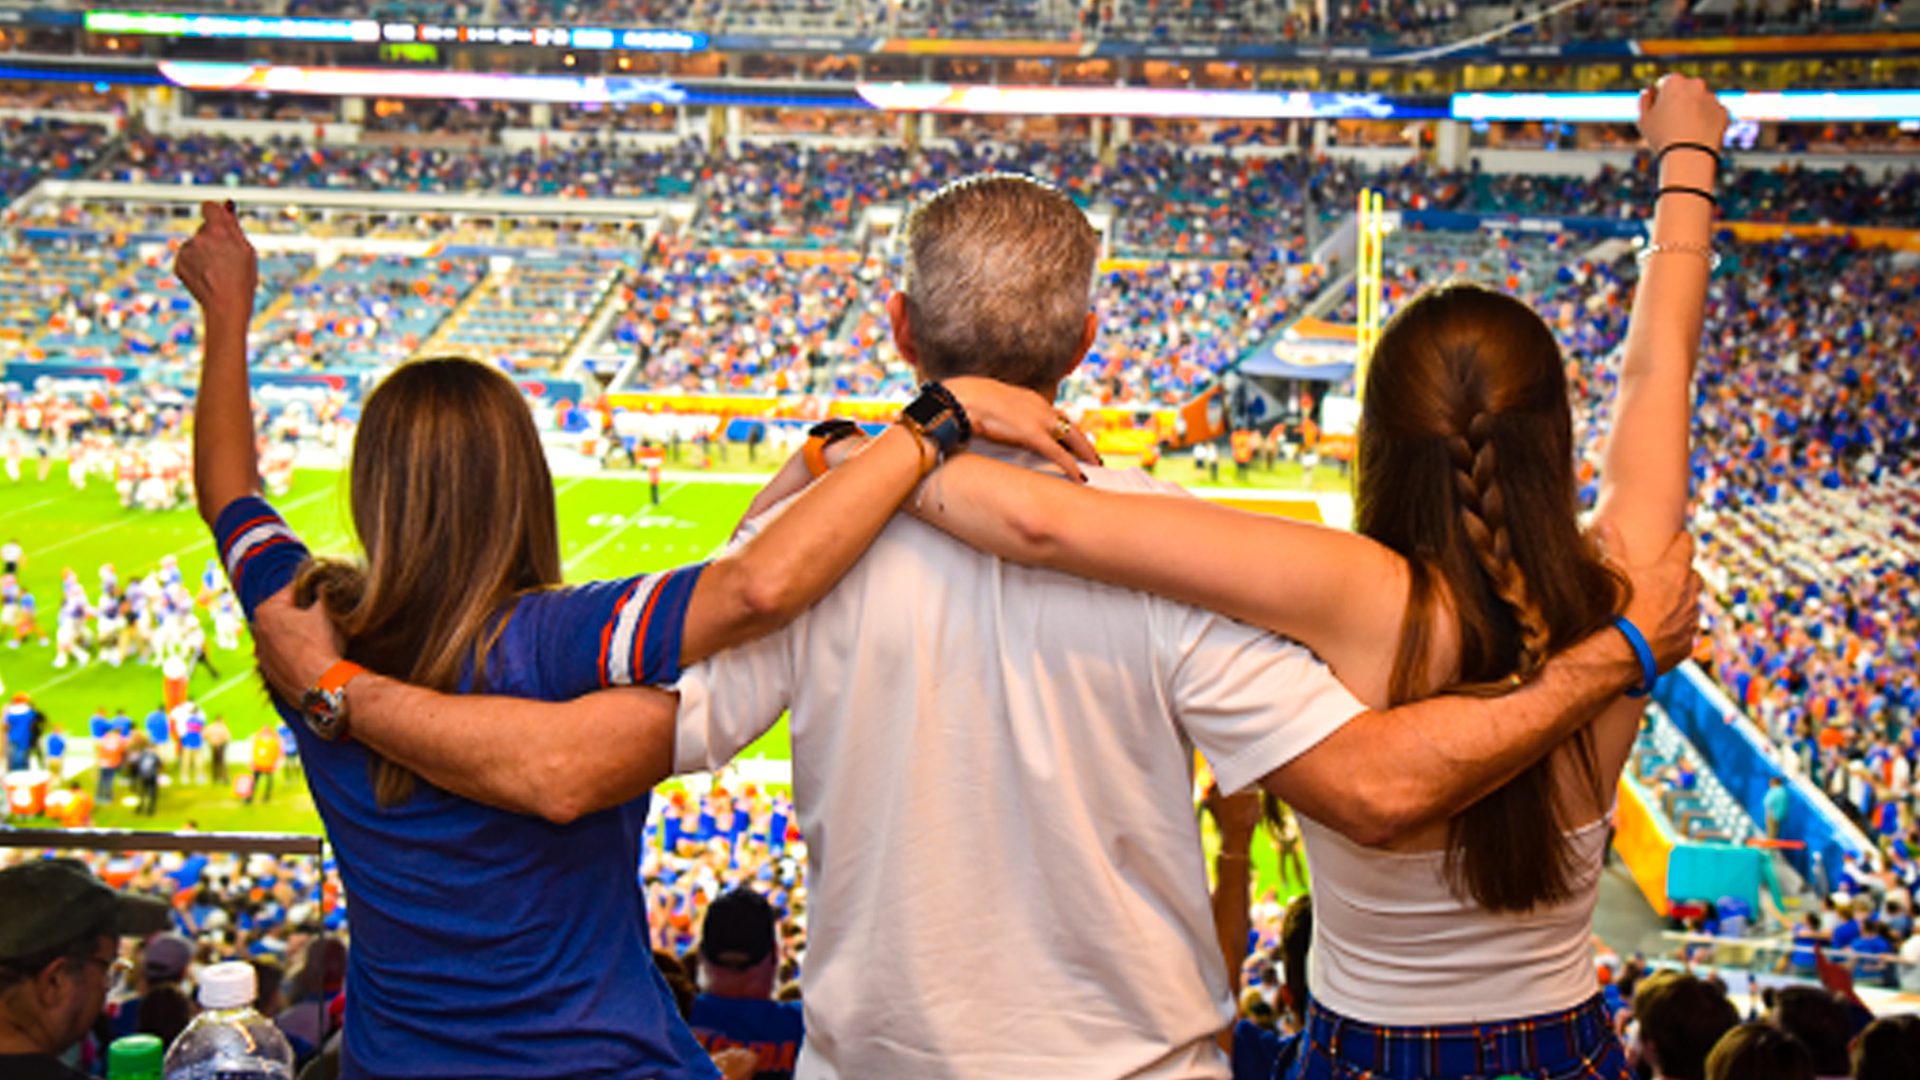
[1612,615,1658,699]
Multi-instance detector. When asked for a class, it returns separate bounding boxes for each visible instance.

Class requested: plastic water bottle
[162,961,296,1080]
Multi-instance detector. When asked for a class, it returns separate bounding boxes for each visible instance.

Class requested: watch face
[300,688,345,739]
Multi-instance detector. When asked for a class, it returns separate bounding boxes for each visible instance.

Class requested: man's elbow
[1002,498,1063,564]
[1329,781,1427,848]
[730,563,807,638]
[540,793,591,827]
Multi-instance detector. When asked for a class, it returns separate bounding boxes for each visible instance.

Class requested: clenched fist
[174,199,259,327]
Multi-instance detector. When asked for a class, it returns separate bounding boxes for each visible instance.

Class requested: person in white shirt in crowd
[247,168,1700,1077]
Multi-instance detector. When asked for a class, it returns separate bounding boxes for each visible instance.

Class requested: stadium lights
[85,10,705,52]
[152,62,1920,124]
[1452,90,1920,124]
[855,84,1446,119]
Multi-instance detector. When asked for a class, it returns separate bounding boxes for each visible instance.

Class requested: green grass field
[0,464,797,829]
[3,459,1311,900]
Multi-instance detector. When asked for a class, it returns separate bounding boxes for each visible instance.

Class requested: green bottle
[107,1033,165,1080]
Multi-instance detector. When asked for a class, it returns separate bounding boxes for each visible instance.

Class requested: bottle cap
[197,960,256,1010]
[107,1033,164,1079]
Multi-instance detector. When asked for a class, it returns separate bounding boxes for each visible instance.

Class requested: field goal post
[1354,187,1389,402]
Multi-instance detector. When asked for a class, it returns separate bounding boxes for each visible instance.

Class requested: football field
[3,460,1315,899]
[1,463,790,830]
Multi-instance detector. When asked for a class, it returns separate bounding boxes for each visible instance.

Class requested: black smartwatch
[898,381,972,459]
[803,419,864,478]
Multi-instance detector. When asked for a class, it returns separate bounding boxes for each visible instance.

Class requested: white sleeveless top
[1300,813,1608,1025]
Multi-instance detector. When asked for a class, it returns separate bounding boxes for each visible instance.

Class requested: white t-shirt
[675,453,1366,1079]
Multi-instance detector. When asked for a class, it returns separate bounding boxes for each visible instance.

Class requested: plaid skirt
[1280,994,1632,1080]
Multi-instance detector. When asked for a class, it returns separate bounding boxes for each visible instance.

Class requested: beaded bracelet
[1636,241,1721,272]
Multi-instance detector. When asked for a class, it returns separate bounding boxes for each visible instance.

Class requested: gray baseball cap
[0,858,173,963]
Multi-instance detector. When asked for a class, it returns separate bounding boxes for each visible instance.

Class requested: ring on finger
[1053,416,1074,441]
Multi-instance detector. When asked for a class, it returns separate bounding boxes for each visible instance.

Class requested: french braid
[1448,410,1552,687]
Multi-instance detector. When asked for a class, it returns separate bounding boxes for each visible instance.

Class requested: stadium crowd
[6,73,1920,1080]
[0,778,809,1077]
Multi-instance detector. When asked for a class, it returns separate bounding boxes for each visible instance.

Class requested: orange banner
[1613,778,1674,917]
[877,38,1084,57]
[1638,31,1920,56]
[1721,222,1920,252]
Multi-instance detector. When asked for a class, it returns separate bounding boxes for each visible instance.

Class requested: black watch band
[899,382,972,458]
[807,418,862,446]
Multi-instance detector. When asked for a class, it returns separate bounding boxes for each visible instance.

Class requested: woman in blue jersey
[176,201,1091,1079]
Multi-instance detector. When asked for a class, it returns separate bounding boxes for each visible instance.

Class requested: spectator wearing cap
[108,931,191,1042]
[0,859,171,1080]
[690,887,803,1080]
[1630,971,1738,1080]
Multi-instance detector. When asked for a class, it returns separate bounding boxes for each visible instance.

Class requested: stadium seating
[0,119,113,201]
[606,248,864,393]
[250,254,486,371]
[30,250,315,370]
[422,256,626,373]
[0,239,120,350]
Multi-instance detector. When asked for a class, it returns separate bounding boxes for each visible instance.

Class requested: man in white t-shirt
[665,176,1695,1078]
[245,176,1698,1078]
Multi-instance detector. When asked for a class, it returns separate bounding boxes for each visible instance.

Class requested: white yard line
[562,483,689,572]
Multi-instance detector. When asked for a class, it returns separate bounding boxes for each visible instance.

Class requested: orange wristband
[802,436,831,480]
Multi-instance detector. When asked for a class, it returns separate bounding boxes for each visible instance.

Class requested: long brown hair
[1354,282,1625,912]
[293,357,561,807]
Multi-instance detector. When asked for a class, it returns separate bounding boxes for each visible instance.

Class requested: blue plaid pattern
[1281,994,1631,1080]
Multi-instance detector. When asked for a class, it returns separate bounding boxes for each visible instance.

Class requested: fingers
[1056,418,1103,468]
[1021,426,1087,484]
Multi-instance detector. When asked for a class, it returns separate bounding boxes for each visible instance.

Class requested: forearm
[734,449,814,538]
[918,455,1405,689]
[193,312,260,525]
[1598,151,1716,553]
[681,423,931,663]
[1211,845,1253,996]
[341,675,675,824]
[1270,629,1639,846]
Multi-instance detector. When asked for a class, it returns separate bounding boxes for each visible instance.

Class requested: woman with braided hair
[892,77,1730,1076]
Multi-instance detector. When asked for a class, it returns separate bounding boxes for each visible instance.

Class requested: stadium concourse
[3,106,1920,1080]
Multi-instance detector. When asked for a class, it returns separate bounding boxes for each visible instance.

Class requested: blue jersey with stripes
[212,495,715,1080]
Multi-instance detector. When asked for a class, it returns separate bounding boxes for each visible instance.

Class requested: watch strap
[900,382,971,459]
[802,419,862,479]
[316,659,368,696]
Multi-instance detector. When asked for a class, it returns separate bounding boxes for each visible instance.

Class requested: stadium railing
[1653,663,1878,890]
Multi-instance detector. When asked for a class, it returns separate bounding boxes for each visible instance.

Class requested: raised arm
[914,457,1409,704]
[1590,76,1729,562]
[176,201,261,525]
